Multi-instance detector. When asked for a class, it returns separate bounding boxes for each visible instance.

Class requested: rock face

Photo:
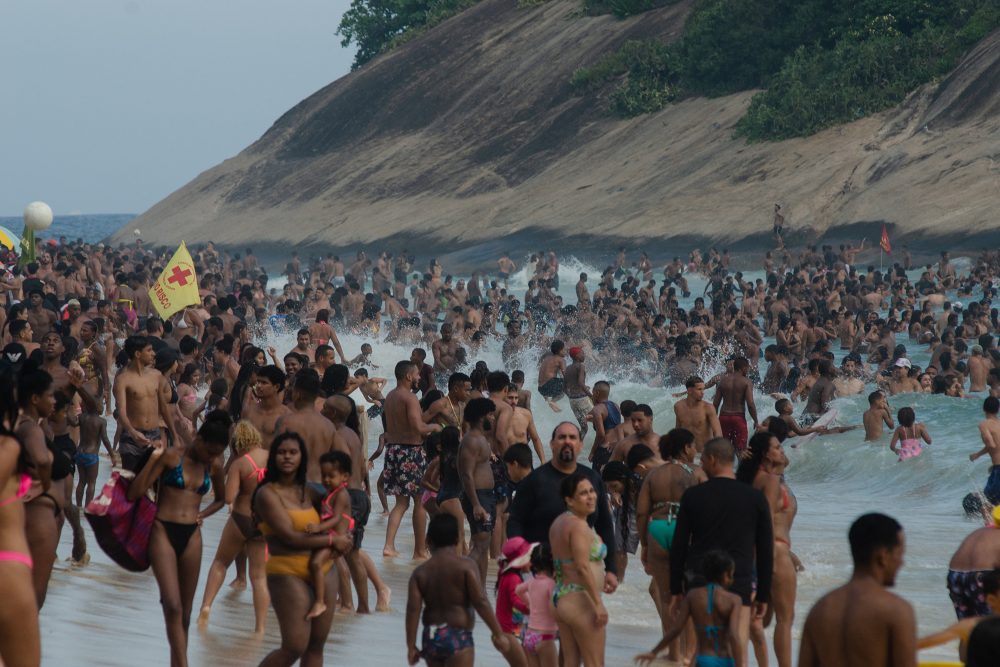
[116,0,1000,256]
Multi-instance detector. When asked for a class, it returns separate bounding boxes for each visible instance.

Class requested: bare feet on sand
[229,576,247,591]
[383,546,400,558]
[546,400,562,413]
[197,607,211,626]
[375,585,392,612]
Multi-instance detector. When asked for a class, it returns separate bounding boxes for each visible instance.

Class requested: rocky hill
[115,0,1000,261]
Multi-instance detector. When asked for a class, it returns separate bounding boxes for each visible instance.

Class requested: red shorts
[719,413,749,451]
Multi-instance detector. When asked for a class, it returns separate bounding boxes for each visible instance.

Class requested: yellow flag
[149,241,200,320]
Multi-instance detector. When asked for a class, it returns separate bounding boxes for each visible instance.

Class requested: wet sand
[39,449,679,667]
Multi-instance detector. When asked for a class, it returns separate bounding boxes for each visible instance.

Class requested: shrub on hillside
[573,0,1000,137]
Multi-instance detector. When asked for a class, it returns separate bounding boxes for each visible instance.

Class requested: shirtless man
[322,395,391,614]
[505,384,545,463]
[243,365,290,446]
[611,404,659,464]
[673,376,723,451]
[885,358,920,395]
[423,372,470,429]
[287,328,315,362]
[9,320,39,356]
[497,253,516,288]
[458,398,498,586]
[971,396,1000,506]
[803,360,837,417]
[383,360,441,558]
[485,371,514,456]
[798,513,916,667]
[405,514,509,666]
[712,357,758,453]
[537,340,567,412]
[431,323,461,387]
[968,345,991,393]
[564,347,593,436]
[863,391,895,441]
[114,335,170,472]
[761,345,788,394]
[276,368,343,485]
[586,381,622,472]
[26,290,57,341]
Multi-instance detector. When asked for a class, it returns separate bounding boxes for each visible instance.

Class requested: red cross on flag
[149,241,200,319]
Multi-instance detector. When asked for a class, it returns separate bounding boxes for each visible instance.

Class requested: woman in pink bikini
[198,420,270,634]
[0,360,40,667]
[890,407,932,462]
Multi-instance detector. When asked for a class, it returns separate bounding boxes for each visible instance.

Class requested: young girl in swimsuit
[635,550,741,667]
[890,406,932,461]
[515,544,559,667]
[304,451,355,620]
[197,420,269,634]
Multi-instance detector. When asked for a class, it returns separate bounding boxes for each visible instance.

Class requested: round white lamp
[23,201,54,231]
[20,201,54,265]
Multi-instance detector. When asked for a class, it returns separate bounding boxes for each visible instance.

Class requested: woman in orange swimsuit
[0,361,41,667]
[198,420,270,634]
[738,431,797,667]
[253,432,352,666]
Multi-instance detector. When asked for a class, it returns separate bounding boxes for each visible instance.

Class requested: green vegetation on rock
[338,0,480,68]
[573,0,1000,140]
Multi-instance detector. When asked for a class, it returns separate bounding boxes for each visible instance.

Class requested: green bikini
[553,527,607,605]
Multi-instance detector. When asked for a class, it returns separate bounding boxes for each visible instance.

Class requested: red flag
[880,225,891,253]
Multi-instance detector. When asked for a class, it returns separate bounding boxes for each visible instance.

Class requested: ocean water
[0,213,133,245]
[32,249,980,664]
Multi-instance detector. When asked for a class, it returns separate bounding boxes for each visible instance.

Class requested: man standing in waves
[507,422,619,594]
[382,360,441,559]
[669,437,773,667]
[799,513,916,667]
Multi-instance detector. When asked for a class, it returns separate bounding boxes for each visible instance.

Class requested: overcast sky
[0,0,354,216]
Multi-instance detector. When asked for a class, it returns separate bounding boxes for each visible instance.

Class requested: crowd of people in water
[3,233,1000,667]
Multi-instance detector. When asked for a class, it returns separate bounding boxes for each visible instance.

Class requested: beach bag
[84,470,157,571]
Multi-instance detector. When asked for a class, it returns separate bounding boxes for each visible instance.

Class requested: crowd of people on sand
[4,227,1000,667]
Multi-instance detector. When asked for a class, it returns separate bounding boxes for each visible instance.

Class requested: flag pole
[880,247,883,273]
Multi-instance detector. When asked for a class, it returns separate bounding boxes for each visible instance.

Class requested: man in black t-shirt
[670,437,773,666]
[507,421,619,594]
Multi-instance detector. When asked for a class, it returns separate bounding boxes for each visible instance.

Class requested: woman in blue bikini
[635,550,741,667]
[549,472,608,667]
[129,409,230,667]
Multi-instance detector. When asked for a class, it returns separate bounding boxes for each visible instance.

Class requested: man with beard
[507,422,619,594]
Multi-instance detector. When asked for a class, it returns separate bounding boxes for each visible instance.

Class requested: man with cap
[886,357,920,395]
[564,346,593,436]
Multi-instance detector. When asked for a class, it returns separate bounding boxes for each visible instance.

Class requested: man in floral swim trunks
[382,359,441,559]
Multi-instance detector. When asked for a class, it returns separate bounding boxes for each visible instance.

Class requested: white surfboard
[786,408,839,448]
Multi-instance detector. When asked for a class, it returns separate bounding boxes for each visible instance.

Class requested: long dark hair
[229,362,259,422]
[736,432,774,484]
[0,357,18,435]
[261,432,308,490]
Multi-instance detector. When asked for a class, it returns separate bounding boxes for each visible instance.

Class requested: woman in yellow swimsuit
[253,432,352,666]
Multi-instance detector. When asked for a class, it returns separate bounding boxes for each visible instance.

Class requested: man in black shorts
[459,397,499,587]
